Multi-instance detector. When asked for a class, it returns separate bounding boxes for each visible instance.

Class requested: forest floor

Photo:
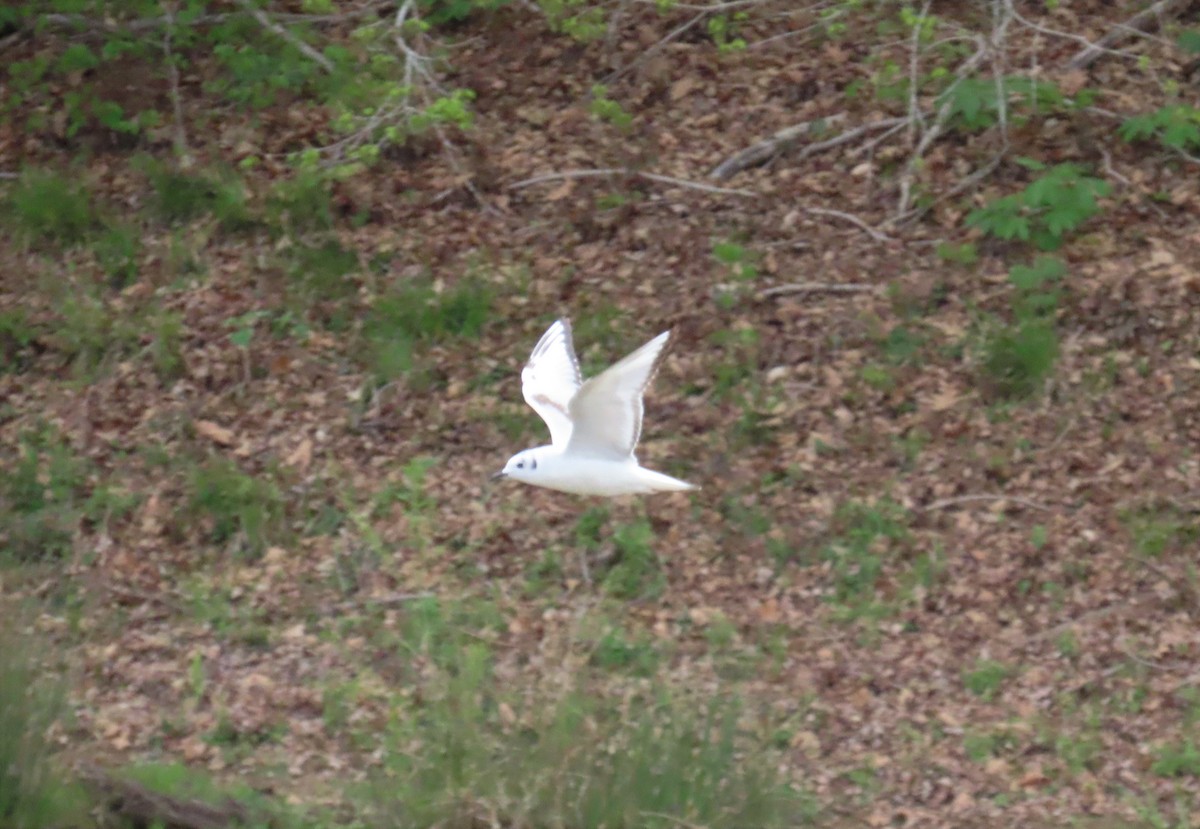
[3,2,1200,827]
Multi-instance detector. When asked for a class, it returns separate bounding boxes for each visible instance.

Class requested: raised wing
[565,330,670,461]
[521,319,583,447]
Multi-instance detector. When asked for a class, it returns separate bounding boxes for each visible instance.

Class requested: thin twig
[802,207,894,241]
[920,493,1054,512]
[161,3,191,164]
[709,113,852,180]
[509,168,756,197]
[232,0,335,73]
[323,592,436,614]
[1064,0,1189,70]
[757,282,878,299]
[604,10,707,84]
[895,33,990,217]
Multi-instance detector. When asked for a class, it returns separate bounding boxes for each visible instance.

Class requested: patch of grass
[0,309,42,375]
[819,499,910,619]
[590,626,660,676]
[120,761,282,821]
[363,274,492,383]
[185,456,286,559]
[1120,504,1199,558]
[149,311,186,383]
[0,425,91,563]
[95,222,142,287]
[54,290,143,380]
[964,659,1011,700]
[141,159,253,229]
[603,517,665,600]
[267,171,334,234]
[1152,740,1200,778]
[0,622,89,827]
[365,599,805,829]
[963,729,1015,762]
[6,167,98,245]
[980,319,1058,399]
[286,240,361,321]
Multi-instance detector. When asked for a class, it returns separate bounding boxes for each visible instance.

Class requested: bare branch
[1065,0,1190,70]
[509,168,756,197]
[161,3,191,165]
[920,493,1055,513]
[232,0,335,73]
[801,207,894,242]
[757,282,878,299]
[710,113,890,180]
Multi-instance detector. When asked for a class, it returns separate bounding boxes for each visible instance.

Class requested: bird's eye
[517,461,524,469]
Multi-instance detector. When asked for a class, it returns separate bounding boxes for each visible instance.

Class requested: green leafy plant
[1119,103,1200,153]
[967,161,1110,251]
[589,84,633,132]
[940,75,1073,132]
[708,12,749,52]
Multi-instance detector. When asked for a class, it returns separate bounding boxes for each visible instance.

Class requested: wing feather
[521,319,582,447]
[565,330,670,460]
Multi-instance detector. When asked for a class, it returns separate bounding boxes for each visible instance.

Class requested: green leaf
[1177,28,1200,54]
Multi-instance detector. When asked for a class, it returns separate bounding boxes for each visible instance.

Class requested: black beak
[491,471,507,480]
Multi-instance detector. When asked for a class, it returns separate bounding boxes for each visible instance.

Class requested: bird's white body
[507,447,695,496]
[495,319,696,496]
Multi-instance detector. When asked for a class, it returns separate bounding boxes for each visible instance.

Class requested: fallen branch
[920,493,1054,512]
[802,207,894,242]
[509,167,756,197]
[323,591,436,614]
[232,0,335,73]
[79,763,256,829]
[709,113,848,180]
[757,282,877,299]
[1065,0,1190,70]
[895,34,991,217]
[162,3,191,165]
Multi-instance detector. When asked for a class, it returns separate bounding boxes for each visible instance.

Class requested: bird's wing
[565,330,670,461]
[521,319,583,447]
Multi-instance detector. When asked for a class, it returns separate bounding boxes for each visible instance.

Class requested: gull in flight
[494,319,697,496]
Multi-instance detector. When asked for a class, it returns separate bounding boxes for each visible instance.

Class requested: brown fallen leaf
[195,419,236,446]
[285,437,313,470]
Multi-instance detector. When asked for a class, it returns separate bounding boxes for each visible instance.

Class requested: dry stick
[161,3,191,165]
[894,34,990,218]
[1066,0,1189,70]
[803,207,894,242]
[232,0,334,73]
[79,762,254,829]
[920,493,1054,512]
[905,0,934,149]
[604,10,708,84]
[324,591,436,614]
[708,112,848,180]
[757,282,877,299]
[508,168,756,197]
[39,4,387,32]
[1026,603,1128,645]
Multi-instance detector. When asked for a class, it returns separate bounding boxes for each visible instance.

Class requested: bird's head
[493,448,544,484]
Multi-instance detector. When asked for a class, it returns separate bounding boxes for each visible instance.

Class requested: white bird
[494,319,697,496]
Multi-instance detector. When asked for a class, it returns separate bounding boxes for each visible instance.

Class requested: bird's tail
[639,468,698,493]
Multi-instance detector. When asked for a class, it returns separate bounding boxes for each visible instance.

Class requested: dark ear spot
[531,457,538,470]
